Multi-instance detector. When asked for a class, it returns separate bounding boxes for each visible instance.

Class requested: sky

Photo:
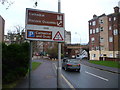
[0,0,120,44]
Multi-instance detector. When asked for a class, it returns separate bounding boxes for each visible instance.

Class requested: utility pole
[57,0,62,89]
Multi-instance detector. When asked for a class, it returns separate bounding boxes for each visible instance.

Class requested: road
[16,58,119,89]
[53,60,119,88]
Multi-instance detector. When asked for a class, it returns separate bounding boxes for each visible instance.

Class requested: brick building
[0,15,5,42]
[88,6,120,61]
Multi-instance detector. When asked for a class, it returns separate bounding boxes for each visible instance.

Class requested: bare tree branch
[0,0,14,10]
[14,25,24,34]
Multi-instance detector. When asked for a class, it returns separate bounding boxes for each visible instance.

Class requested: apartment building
[64,30,71,44]
[107,6,120,59]
[88,6,120,61]
[0,15,5,42]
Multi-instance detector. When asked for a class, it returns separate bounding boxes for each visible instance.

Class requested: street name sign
[25,8,65,42]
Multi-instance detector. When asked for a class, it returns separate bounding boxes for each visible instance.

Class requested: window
[109,37,113,42]
[100,54,103,57]
[100,27,104,31]
[92,21,96,26]
[14,37,16,41]
[96,46,99,50]
[109,26,112,30]
[91,37,95,42]
[103,54,106,56]
[93,54,96,57]
[93,29,95,34]
[96,28,99,33]
[90,29,92,34]
[100,37,104,42]
[116,54,119,58]
[113,29,118,35]
[89,22,92,25]
[91,47,95,50]
[100,46,104,50]
[109,18,111,21]
[109,54,113,57]
[99,19,103,24]
[114,17,116,21]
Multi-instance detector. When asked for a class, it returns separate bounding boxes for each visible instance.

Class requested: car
[62,58,81,72]
[35,52,39,56]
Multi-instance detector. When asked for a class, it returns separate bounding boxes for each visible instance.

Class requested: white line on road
[53,63,75,90]
[85,71,109,81]
[61,74,75,89]
[52,63,57,74]
[53,63,57,69]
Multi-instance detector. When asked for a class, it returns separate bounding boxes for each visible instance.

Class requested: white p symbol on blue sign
[28,31,35,37]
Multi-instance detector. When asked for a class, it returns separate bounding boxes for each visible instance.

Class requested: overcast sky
[0,0,120,44]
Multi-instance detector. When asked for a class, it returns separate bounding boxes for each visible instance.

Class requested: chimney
[93,14,97,19]
[114,6,119,13]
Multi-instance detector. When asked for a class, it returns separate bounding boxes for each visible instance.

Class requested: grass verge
[32,62,41,71]
[3,62,41,88]
[89,60,120,68]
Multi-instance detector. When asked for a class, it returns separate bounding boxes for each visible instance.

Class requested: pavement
[14,57,120,89]
[15,59,57,89]
[80,59,120,74]
[15,58,71,89]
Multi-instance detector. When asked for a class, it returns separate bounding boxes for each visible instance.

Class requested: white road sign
[25,8,65,42]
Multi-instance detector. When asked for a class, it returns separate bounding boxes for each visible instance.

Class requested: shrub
[2,42,30,84]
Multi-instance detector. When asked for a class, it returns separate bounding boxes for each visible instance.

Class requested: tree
[7,25,25,44]
[14,25,24,34]
[0,0,38,10]
[0,0,14,10]
[47,43,58,59]
[46,42,65,59]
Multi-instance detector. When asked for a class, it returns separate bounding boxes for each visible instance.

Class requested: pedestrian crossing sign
[53,31,63,41]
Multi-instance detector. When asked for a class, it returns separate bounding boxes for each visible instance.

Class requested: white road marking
[52,63,57,74]
[85,71,109,81]
[61,74,75,89]
[53,63,75,90]
[53,63,57,70]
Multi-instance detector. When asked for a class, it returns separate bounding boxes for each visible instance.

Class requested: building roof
[0,15,5,22]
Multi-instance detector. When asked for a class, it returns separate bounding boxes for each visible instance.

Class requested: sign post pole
[57,0,62,89]
[29,40,32,88]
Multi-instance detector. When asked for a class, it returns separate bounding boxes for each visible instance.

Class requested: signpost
[57,0,62,89]
[25,2,64,88]
[26,8,65,42]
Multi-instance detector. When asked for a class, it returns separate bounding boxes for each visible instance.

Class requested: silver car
[62,58,81,72]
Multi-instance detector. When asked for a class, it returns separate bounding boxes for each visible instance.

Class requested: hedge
[2,42,30,84]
